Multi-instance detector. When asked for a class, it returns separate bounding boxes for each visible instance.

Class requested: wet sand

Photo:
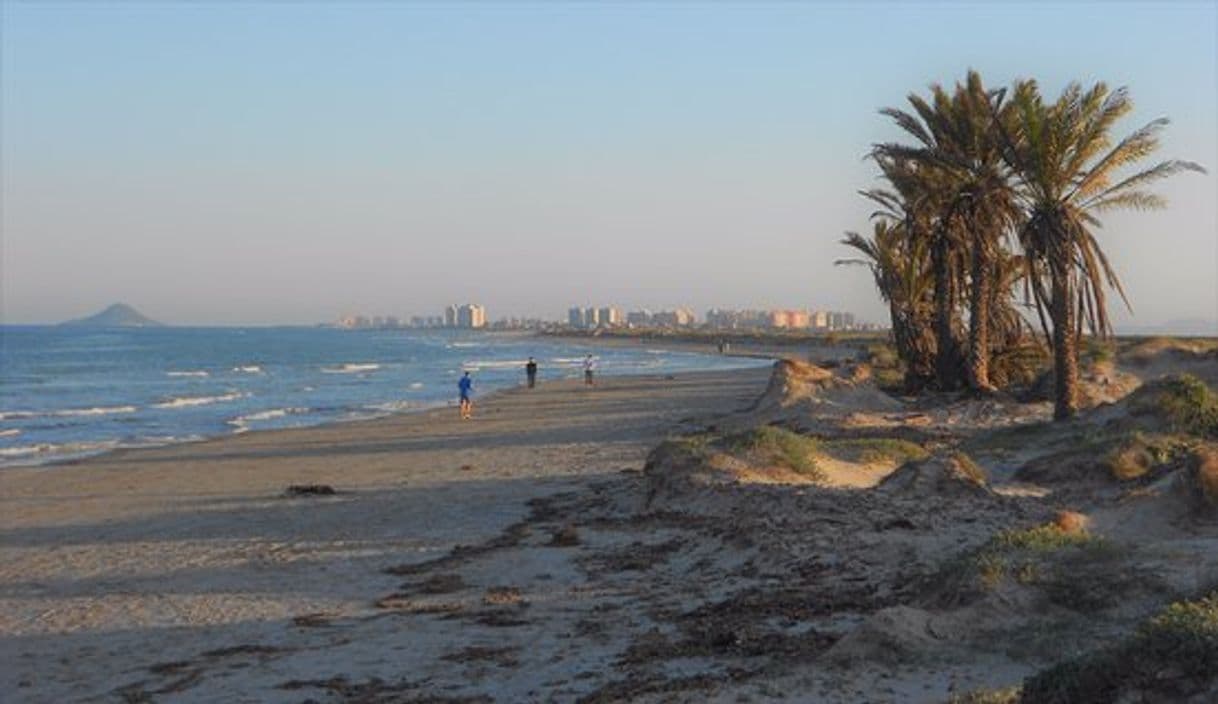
[0,368,770,702]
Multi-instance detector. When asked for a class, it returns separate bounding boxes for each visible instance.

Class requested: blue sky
[2,1,1215,329]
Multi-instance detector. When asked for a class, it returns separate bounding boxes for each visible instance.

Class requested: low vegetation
[725,426,823,478]
[820,437,929,465]
[948,687,1020,704]
[1137,374,1218,439]
[932,522,1118,608]
[1101,432,1188,481]
[1020,591,1218,703]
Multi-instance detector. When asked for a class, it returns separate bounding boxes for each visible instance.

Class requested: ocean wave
[462,359,530,370]
[322,363,381,374]
[227,407,309,427]
[232,365,263,374]
[550,356,598,366]
[0,435,204,466]
[0,405,138,420]
[153,391,247,409]
[408,382,424,389]
[167,370,209,377]
[0,439,119,460]
[0,429,21,438]
[448,342,480,348]
[365,400,423,413]
[57,405,139,417]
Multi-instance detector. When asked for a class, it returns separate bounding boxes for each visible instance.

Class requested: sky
[2,1,1215,330]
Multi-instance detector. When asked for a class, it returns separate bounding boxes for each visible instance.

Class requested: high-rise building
[598,307,623,327]
[444,305,458,328]
[569,307,586,328]
[626,310,652,327]
[456,304,486,329]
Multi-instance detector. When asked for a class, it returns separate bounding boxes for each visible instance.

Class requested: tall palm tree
[875,71,1022,393]
[997,80,1205,419]
[866,141,965,390]
[874,87,966,390]
[837,220,936,389]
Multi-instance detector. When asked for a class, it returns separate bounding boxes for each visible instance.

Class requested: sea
[0,326,770,467]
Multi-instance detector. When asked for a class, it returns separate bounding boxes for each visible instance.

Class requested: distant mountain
[60,303,165,328]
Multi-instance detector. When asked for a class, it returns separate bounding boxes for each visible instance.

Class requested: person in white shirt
[583,354,596,387]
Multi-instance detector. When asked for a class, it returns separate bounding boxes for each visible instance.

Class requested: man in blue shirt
[458,371,473,419]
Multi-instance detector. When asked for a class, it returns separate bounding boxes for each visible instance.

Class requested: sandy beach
[4,339,1218,703]
[0,368,770,702]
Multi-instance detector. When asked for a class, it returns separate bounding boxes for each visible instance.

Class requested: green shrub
[1021,592,1218,703]
[726,426,823,478]
[932,523,1111,606]
[822,437,929,464]
[1151,375,1218,439]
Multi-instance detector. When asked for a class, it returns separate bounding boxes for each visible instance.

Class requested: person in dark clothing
[458,371,473,419]
[525,357,538,388]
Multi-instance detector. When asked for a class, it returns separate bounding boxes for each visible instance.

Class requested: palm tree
[997,80,1205,419]
[875,71,1022,393]
[874,87,967,390]
[837,220,936,389]
[863,148,964,390]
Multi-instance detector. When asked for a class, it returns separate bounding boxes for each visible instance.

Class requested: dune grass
[1143,375,1218,439]
[1021,591,1218,703]
[820,437,929,465]
[932,522,1120,608]
[725,426,823,478]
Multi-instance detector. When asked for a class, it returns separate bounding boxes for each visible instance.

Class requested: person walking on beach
[583,354,596,387]
[458,371,474,419]
[525,357,538,388]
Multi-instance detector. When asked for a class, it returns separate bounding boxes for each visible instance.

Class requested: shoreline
[0,340,776,471]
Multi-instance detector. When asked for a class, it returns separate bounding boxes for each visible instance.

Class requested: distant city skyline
[2,2,1215,333]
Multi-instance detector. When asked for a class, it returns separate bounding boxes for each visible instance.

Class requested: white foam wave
[408,382,424,389]
[365,400,423,413]
[0,406,137,420]
[448,342,479,348]
[56,405,138,417]
[227,407,309,427]
[0,435,210,466]
[322,363,381,374]
[153,391,247,409]
[0,444,58,458]
[0,429,21,438]
[462,359,530,370]
[232,365,263,374]
[551,356,597,366]
[0,439,120,460]
[167,370,209,377]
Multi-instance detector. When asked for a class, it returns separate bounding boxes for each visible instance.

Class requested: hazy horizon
[3,2,1215,331]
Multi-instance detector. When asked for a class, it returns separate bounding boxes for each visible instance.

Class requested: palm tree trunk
[932,235,961,390]
[1051,268,1079,420]
[966,234,995,393]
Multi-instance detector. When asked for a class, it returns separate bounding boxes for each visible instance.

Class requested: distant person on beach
[458,371,473,419]
[583,354,596,387]
[525,357,538,388]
